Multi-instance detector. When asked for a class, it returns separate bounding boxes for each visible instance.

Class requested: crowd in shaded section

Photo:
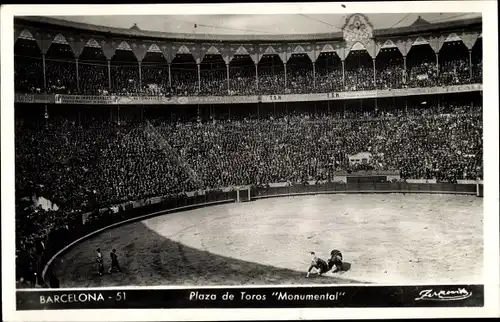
[15,46,482,96]
[15,99,483,287]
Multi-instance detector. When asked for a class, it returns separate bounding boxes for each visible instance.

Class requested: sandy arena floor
[53,194,483,287]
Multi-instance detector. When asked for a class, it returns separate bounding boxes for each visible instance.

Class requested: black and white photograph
[1,1,499,321]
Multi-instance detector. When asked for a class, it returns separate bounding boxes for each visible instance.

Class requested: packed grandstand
[14,15,482,287]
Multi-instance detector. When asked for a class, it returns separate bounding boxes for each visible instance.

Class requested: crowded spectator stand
[15,15,482,97]
[13,15,483,287]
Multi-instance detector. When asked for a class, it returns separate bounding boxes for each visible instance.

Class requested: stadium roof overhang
[15,15,482,43]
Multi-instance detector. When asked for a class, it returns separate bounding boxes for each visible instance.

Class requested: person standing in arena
[96,248,104,276]
[109,249,122,274]
[306,252,329,278]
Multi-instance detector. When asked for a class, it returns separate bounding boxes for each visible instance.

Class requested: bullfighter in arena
[108,249,122,274]
[96,248,104,276]
[306,252,329,278]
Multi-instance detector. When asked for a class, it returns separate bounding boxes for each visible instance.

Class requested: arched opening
[439,40,470,85]
[406,43,437,88]
[375,47,404,90]
[45,35,77,94]
[286,53,313,94]
[171,53,197,96]
[200,53,227,96]
[315,51,342,93]
[229,54,256,96]
[15,36,42,93]
[79,44,108,95]
[344,44,375,91]
[110,43,139,95]
[258,54,285,95]
[142,50,169,96]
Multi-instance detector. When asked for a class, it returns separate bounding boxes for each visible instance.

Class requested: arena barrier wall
[40,181,483,286]
[251,181,480,200]
[477,182,484,197]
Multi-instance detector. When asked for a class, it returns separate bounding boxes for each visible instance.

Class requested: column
[372,58,376,87]
[284,63,287,89]
[226,63,230,94]
[107,59,112,92]
[403,55,407,85]
[255,63,259,90]
[42,54,47,92]
[312,62,316,89]
[435,53,439,77]
[468,50,473,81]
[341,60,345,88]
[138,61,142,93]
[168,63,172,88]
[75,58,80,93]
[197,63,201,92]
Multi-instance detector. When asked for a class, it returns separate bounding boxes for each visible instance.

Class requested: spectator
[79,62,109,95]
[344,66,375,91]
[171,68,198,96]
[376,57,405,90]
[110,65,140,95]
[45,59,78,94]
[407,60,438,88]
[15,56,43,93]
[229,65,257,96]
[439,58,471,86]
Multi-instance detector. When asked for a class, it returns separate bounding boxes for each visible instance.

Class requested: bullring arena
[50,192,483,287]
[13,13,484,290]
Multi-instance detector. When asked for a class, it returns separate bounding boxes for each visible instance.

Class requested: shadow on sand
[51,220,365,288]
[335,262,352,274]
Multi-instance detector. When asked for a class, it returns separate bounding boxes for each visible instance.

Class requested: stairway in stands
[144,120,204,189]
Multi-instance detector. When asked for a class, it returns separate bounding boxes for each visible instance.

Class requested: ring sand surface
[53,194,483,287]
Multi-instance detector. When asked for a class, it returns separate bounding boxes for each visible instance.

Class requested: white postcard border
[1,1,499,321]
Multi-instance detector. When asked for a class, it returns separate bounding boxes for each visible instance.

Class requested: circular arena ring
[47,185,483,288]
